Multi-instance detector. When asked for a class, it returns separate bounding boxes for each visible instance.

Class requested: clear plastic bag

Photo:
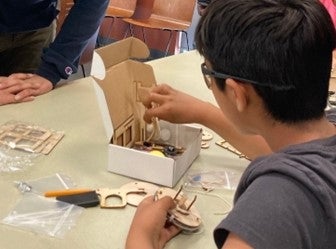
[0,144,39,172]
[15,173,76,195]
[184,169,242,191]
[0,120,64,155]
[2,193,84,238]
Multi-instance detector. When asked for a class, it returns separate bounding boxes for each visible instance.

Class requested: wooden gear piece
[200,129,213,149]
[118,182,202,231]
[155,187,202,232]
[201,129,213,141]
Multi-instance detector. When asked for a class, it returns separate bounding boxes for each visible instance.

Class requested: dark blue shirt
[0,0,58,32]
[0,0,109,85]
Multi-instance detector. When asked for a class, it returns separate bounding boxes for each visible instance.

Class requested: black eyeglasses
[201,63,295,90]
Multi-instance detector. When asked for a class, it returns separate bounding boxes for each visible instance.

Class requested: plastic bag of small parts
[15,173,76,195]
[0,144,39,172]
[184,169,243,191]
[15,173,75,195]
[0,120,64,155]
[2,193,84,238]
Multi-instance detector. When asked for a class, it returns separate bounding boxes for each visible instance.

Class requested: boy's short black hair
[196,0,336,123]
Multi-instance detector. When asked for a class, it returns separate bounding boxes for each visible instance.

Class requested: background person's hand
[0,73,53,102]
[0,89,34,105]
[0,74,36,105]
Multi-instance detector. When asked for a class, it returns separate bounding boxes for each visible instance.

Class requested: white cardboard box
[93,37,201,187]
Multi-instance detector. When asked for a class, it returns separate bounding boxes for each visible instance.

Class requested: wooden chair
[57,0,98,76]
[123,0,196,56]
[105,0,138,19]
[98,0,138,46]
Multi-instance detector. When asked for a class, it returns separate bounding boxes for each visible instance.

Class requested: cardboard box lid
[95,37,150,69]
[93,38,156,146]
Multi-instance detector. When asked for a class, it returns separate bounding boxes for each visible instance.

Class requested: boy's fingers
[156,196,175,210]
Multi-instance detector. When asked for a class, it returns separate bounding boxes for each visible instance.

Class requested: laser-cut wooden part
[201,141,210,149]
[215,139,249,160]
[201,130,213,141]
[96,188,146,208]
[120,181,158,206]
[0,122,63,154]
[156,187,202,231]
[36,132,65,155]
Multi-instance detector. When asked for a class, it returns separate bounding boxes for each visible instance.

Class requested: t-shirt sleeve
[326,109,336,123]
[214,173,324,249]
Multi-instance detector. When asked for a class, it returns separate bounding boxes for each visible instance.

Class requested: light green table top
[0,51,249,249]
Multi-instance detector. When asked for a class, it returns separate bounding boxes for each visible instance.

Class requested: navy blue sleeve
[36,0,109,86]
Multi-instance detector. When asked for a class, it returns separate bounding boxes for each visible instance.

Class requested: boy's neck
[260,117,336,152]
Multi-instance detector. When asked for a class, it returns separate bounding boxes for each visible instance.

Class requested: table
[0,50,250,249]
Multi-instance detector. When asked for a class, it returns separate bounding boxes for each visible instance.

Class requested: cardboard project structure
[93,37,202,187]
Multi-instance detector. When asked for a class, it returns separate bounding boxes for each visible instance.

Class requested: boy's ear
[225,78,248,112]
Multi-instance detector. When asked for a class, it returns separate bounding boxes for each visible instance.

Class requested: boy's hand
[142,84,207,124]
[126,196,181,249]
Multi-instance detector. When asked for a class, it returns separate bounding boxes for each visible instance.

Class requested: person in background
[321,0,336,70]
[126,0,336,249]
[321,0,336,27]
[0,0,109,105]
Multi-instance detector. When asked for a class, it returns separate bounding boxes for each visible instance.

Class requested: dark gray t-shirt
[214,109,336,249]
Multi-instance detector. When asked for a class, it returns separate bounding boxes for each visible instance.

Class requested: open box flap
[93,38,156,146]
[92,79,114,140]
[95,37,150,70]
[96,61,156,141]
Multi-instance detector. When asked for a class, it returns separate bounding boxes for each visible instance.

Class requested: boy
[125,0,336,248]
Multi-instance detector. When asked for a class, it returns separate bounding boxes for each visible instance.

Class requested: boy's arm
[222,233,253,249]
[197,101,271,160]
[143,84,271,160]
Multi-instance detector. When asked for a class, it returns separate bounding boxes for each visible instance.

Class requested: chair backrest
[151,0,196,25]
[106,0,138,18]
[108,0,137,11]
[130,0,154,19]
